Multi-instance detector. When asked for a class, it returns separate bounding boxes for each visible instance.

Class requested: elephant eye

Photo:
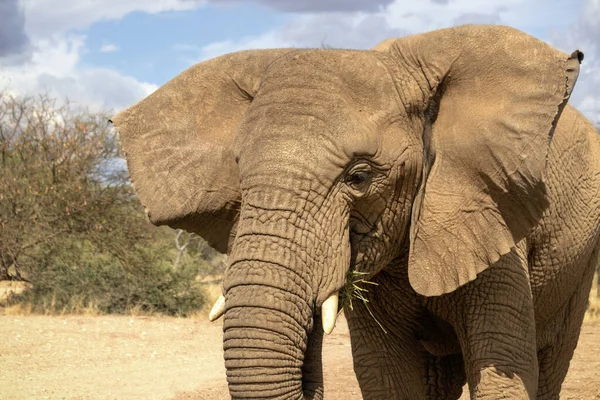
[345,169,372,190]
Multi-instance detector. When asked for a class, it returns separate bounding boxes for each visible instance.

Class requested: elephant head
[111,25,581,399]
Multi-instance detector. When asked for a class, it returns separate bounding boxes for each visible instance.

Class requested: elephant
[111,25,600,399]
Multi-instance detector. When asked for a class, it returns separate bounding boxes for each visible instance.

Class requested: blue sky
[81,4,288,85]
[0,0,598,122]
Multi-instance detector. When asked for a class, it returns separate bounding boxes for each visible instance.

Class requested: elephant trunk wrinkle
[223,284,314,400]
[224,229,316,398]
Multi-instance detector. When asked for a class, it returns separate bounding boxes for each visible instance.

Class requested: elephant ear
[111,49,293,254]
[378,25,583,296]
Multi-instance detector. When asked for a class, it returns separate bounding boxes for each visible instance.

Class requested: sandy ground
[1,314,599,400]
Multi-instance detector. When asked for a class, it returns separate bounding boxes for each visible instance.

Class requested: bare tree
[173,229,196,269]
[0,92,145,281]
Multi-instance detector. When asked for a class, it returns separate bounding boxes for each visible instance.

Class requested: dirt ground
[1,314,599,400]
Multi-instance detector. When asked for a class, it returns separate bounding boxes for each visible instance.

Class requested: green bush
[8,239,208,316]
[0,93,214,316]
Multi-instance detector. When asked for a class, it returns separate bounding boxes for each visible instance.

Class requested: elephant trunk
[222,188,346,399]
[223,281,312,399]
[222,216,316,399]
[223,257,324,399]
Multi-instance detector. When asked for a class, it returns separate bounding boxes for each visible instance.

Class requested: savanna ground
[1,281,600,400]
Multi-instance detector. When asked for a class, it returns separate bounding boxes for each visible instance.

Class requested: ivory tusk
[208,295,225,322]
[321,292,339,335]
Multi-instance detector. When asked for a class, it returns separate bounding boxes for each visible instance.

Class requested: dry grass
[3,302,34,315]
[192,281,223,320]
[4,292,104,317]
[204,282,223,304]
[2,287,210,318]
[584,273,600,323]
[1,281,32,315]
[340,270,388,333]
[340,270,379,312]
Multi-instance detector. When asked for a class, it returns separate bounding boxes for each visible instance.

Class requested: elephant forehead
[256,49,399,113]
[236,99,382,183]
[234,50,403,172]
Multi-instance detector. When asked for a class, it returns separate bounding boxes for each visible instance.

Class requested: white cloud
[20,0,205,39]
[0,35,156,112]
[0,0,190,111]
[195,12,408,61]
[0,0,29,57]
[100,44,119,53]
[207,0,393,13]
[386,0,579,33]
[548,0,600,124]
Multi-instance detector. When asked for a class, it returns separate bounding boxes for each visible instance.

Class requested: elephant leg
[346,301,429,400]
[536,256,597,399]
[424,353,466,400]
[434,244,538,399]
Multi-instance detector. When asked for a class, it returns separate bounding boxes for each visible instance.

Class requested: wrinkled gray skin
[113,25,600,399]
